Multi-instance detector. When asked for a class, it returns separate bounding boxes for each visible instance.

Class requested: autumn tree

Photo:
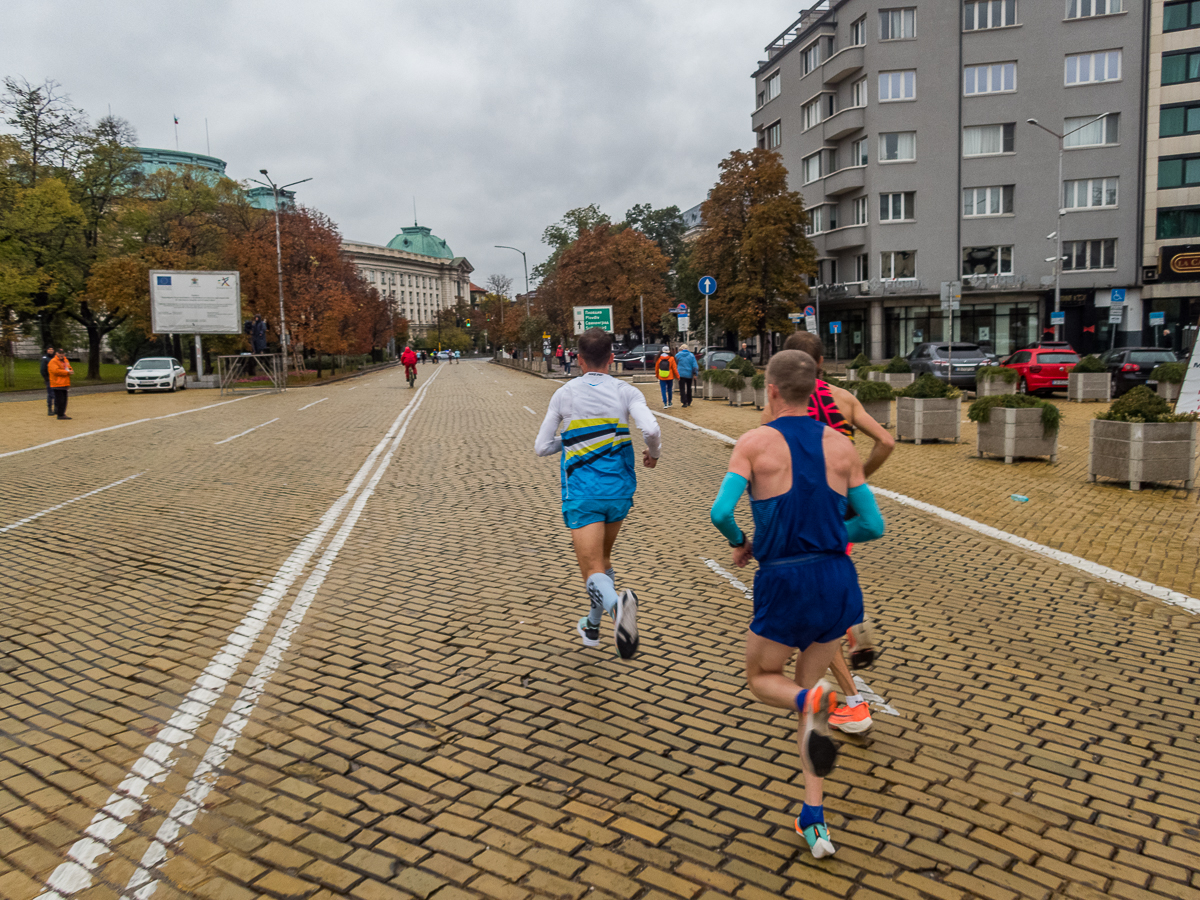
[531,204,609,280]
[691,148,814,362]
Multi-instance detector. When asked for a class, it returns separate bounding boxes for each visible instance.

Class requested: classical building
[752,0,1148,360]
[135,148,295,208]
[1142,0,1200,357]
[342,225,473,336]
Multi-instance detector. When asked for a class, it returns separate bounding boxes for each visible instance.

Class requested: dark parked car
[704,349,738,370]
[1098,347,1179,396]
[906,342,991,387]
[614,343,666,370]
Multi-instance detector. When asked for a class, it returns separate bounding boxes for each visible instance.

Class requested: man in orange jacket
[48,348,73,420]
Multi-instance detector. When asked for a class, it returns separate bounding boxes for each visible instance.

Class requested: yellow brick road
[1,363,1197,900]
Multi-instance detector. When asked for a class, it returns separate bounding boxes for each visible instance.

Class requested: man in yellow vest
[656,347,678,409]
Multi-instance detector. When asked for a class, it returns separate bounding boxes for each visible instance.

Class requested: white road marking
[701,557,752,598]
[348,386,356,391]
[853,674,899,716]
[0,472,145,535]
[35,369,443,900]
[506,391,513,396]
[670,419,1200,615]
[0,395,257,461]
[121,368,441,900]
[299,398,327,411]
[214,418,279,445]
[523,406,536,415]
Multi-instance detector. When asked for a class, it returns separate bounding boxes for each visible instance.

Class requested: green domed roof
[386,225,454,259]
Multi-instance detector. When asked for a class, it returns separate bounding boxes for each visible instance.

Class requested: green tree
[624,203,686,265]
[691,149,814,362]
[0,77,86,185]
[531,203,609,280]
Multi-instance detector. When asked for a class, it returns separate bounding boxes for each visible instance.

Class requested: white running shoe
[613,589,639,659]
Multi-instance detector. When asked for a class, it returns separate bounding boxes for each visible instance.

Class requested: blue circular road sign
[698,277,717,296]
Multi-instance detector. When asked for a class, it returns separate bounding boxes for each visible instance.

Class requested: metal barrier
[217,354,286,396]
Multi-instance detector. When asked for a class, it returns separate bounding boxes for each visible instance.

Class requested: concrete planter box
[975,378,1017,397]
[728,388,749,407]
[704,379,727,400]
[1157,381,1182,402]
[869,371,915,388]
[1068,372,1111,403]
[1089,419,1196,491]
[754,387,766,409]
[861,399,891,428]
[897,397,960,444]
[976,407,1058,464]
[845,369,860,382]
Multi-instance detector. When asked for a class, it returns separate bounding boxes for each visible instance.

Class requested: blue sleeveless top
[750,415,849,561]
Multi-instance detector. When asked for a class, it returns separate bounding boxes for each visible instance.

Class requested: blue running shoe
[795,818,836,858]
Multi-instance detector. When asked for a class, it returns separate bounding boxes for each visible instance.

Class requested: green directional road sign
[573,305,614,334]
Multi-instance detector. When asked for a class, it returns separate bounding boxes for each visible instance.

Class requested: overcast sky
[3,1,802,286]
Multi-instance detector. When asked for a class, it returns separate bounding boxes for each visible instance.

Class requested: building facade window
[879,70,916,101]
[964,62,1016,95]
[851,15,867,45]
[962,245,1014,275]
[803,42,822,74]
[803,99,822,129]
[1163,50,1200,85]
[880,7,916,39]
[1159,155,1200,188]
[1161,102,1200,136]
[855,254,869,281]
[803,152,822,183]
[1063,238,1116,268]
[1164,0,1200,31]
[805,205,826,235]
[1064,113,1119,146]
[1066,0,1122,17]
[851,137,869,165]
[853,196,869,224]
[764,121,782,149]
[880,250,916,279]
[1157,206,1200,238]
[1066,50,1121,85]
[963,185,1015,216]
[880,131,916,161]
[963,123,1015,155]
[880,192,916,221]
[765,72,781,104]
[852,78,868,107]
[1064,176,1118,208]
[964,0,1017,29]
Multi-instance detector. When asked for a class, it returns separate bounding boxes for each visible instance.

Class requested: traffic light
[465,318,471,327]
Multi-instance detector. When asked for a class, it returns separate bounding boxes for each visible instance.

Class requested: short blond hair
[766,350,817,407]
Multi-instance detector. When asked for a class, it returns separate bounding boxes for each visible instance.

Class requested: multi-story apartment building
[1143,0,1200,357]
[751,0,1145,361]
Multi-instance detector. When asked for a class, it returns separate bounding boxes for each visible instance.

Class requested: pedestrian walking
[40,346,55,416]
[739,342,754,362]
[674,342,698,408]
[784,330,894,734]
[655,347,678,408]
[48,348,74,420]
[534,328,661,659]
[709,349,884,859]
[562,347,574,376]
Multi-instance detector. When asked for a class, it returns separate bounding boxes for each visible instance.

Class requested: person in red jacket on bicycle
[401,346,418,385]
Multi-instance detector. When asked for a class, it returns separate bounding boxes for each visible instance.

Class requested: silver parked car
[906,342,990,387]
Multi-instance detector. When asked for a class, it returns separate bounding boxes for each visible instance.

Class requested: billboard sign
[1158,245,1200,282]
[149,271,242,334]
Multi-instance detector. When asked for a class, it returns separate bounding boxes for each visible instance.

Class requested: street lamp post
[495,245,530,359]
[1025,113,1113,341]
[250,170,312,375]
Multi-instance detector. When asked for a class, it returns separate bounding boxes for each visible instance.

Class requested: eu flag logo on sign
[157,276,171,285]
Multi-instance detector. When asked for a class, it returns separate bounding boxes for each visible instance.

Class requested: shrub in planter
[1090,386,1199,490]
[883,356,912,374]
[854,379,894,427]
[706,367,729,400]
[1151,360,1186,401]
[868,356,914,387]
[752,372,766,409]
[974,365,1018,397]
[726,371,749,406]
[896,375,961,443]
[969,394,1060,464]
[845,352,871,381]
[1069,354,1110,402]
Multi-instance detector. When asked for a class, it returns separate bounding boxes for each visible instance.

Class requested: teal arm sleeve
[710,473,749,545]
[846,484,885,543]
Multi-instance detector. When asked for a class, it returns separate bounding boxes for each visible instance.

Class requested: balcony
[823,224,867,252]
[823,106,865,142]
[823,166,865,197]
[823,45,864,85]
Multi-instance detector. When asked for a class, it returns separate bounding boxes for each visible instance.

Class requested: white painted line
[36,369,443,900]
[853,674,899,717]
[348,386,356,391]
[702,557,753,598]
[214,418,279,445]
[674,419,1200,616]
[0,472,145,535]
[506,391,513,396]
[120,368,441,900]
[0,395,258,460]
[298,398,327,411]
[523,406,536,415]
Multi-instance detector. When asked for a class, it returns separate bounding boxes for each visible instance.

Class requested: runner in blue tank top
[709,350,885,860]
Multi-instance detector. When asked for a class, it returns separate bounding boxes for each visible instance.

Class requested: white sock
[845,694,865,708]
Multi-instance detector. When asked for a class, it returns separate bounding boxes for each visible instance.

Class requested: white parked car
[126,357,188,393]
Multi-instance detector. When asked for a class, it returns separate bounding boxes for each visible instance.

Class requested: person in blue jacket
[674,342,699,407]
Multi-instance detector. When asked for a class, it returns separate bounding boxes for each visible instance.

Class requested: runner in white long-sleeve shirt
[534,328,662,658]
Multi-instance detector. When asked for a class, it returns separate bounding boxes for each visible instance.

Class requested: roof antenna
[413,196,417,226]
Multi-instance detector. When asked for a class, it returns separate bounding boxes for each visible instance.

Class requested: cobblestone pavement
[1,362,1198,900]
[634,383,1200,605]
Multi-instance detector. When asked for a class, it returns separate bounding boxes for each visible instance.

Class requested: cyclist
[401,346,419,387]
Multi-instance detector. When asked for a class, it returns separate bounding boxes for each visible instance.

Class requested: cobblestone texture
[0,362,1197,900]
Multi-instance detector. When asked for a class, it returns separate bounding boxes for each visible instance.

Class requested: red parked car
[1001,346,1081,395]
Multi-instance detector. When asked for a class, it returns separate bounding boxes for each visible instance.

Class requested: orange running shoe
[799,685,839,777]
[829,702,873,734]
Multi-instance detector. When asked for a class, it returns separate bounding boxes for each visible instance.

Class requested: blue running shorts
[562,498,633,529]
[751,551,864,650]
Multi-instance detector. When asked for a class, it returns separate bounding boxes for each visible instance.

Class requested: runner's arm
[845,484,885,542]
[534,393,565,456]
[710,472,749,545]
[847,393,895,478]
[624,385,662,458]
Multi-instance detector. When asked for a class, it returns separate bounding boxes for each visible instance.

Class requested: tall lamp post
[495,244,530,359]
[251,170,312,373]
[1025,113,1113,341]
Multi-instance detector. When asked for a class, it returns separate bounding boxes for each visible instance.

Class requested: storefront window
[885,301,1037,357]
[820,309,868,361]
